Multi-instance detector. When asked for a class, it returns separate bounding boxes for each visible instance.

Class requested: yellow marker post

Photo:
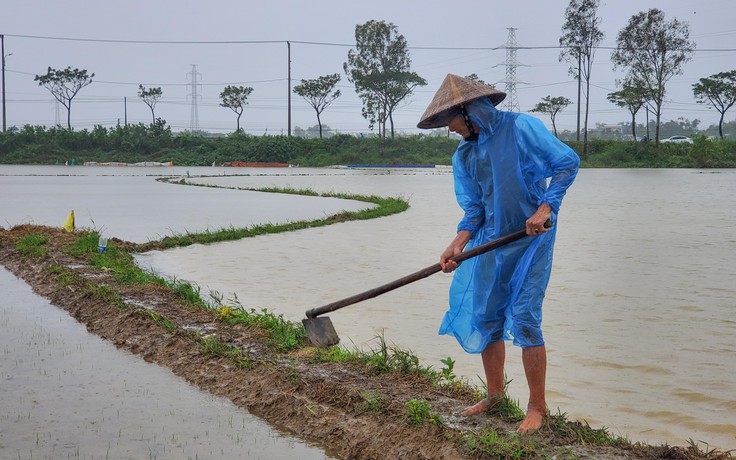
[62,210,75,232]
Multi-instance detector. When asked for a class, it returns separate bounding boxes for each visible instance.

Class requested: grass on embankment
[129,180,409,251]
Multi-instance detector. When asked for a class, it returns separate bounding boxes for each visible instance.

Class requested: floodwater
[0,267,336,460]
[2,165,735,452]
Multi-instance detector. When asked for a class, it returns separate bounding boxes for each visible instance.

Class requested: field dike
[1,188,732,460]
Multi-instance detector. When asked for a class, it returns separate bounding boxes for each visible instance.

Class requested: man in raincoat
[417,74,579,432]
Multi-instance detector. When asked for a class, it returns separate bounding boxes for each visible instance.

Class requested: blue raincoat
[439,97,579,352]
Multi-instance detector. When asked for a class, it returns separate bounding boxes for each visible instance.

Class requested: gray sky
[2,0,735,135]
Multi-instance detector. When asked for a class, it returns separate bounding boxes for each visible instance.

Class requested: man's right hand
[440,230,472,273]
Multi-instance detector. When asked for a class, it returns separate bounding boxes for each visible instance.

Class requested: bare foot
[517,404,547,433]
[461,396,500,417]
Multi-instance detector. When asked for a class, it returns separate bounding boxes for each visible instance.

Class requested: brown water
[135,168,736,450]
[2,165,734,451]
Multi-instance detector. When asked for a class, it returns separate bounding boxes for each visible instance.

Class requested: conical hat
[417,74,506,129]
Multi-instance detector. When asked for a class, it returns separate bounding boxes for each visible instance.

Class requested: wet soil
[1,225,731,460]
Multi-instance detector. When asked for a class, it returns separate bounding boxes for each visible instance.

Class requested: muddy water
[0,267,335,460]
[135,168,736,450]
[2,165,735,451]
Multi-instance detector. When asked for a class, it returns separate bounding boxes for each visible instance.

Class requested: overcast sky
[2,0,734,135]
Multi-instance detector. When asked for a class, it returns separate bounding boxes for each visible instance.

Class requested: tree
[343,20,427,138]
[219,85,254,133]
[607,79,648,140]
[559,0,604,154]
[692,70,736,139]
[293,74,341,139]
[529,96,572,137]
[611,8,695,144]
[34,66,94,130]
[138,85,163,124]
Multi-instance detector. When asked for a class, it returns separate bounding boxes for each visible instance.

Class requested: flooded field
[2,165,735,453]
[0,266,335,460]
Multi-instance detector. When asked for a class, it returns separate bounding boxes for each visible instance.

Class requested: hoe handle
[305,221,551,319]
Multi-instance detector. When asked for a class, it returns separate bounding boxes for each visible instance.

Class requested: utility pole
[576,53,581,141]
[1,34,7,132]
[287,41,291,137]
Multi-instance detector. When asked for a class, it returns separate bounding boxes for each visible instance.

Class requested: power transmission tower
[502,28,523,112]
[187,64,201,133]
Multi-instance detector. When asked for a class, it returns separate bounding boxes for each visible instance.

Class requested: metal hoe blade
[302,316,340,347]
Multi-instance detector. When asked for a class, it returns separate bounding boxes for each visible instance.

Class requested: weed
[356,391,388,415]
[465,428,538,459]
[16,233,49,258]
[404,399,442,426]
[545,409,628,447]
[171,281,207,307]
[83,283,125,309]
[440,356,457,382]
[216,305,306,352]
[146,310,175,333]
[48,264,76,287]
[287,360,300,385]
[198,336,252,368]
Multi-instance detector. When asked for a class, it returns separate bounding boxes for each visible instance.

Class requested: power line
[4,33,735,52]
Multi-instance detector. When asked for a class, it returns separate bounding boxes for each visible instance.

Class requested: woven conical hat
[417,74,506,129]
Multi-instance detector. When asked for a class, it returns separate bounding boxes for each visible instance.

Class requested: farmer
[417,74,579,432]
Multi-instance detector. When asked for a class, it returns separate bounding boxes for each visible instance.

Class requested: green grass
[198,335,253,368]
[16,233,49,258]
[216,305,306,352]
[143,183,409,251]
[465,428,540,459]
[405,399,443,426]
[544,409,629,447]
[356,391,388,415]
[147,309,175,332]
[48,264,77,287]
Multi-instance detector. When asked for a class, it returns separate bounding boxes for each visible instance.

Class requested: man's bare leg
[463,340,505,416]
[518,345,548,432]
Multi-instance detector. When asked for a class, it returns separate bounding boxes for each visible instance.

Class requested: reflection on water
[0,267,333,460]
[2,166,735,451]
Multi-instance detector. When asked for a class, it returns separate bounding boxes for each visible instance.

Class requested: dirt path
[1,225,730,460]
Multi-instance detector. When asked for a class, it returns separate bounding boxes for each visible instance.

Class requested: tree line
[30,4,736,147]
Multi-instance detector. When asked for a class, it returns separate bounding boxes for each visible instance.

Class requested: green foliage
[198,336,252,368]
[545,410,629,447]
[612,9,695,141]
[82,283,125,309]
[147,309,175,332]
[465,428,539,459]
[529,96,573,136]
[48,264,77,287]
[216,305,307,352]
[692,71,736,138]
[344,20,427,138]
[356,391,388,415]
[404,399,442,426]
[138,85,163,123]
[16,233,49,258]
[220,85,254,132]
[34,66,95,130]
[69,232,160,285]
[440,357,457,382]
[293,74,342,139]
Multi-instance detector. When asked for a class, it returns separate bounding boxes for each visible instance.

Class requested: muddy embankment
[1,225,731,460]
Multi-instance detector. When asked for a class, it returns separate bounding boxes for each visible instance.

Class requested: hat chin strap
[460,105,479,141]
